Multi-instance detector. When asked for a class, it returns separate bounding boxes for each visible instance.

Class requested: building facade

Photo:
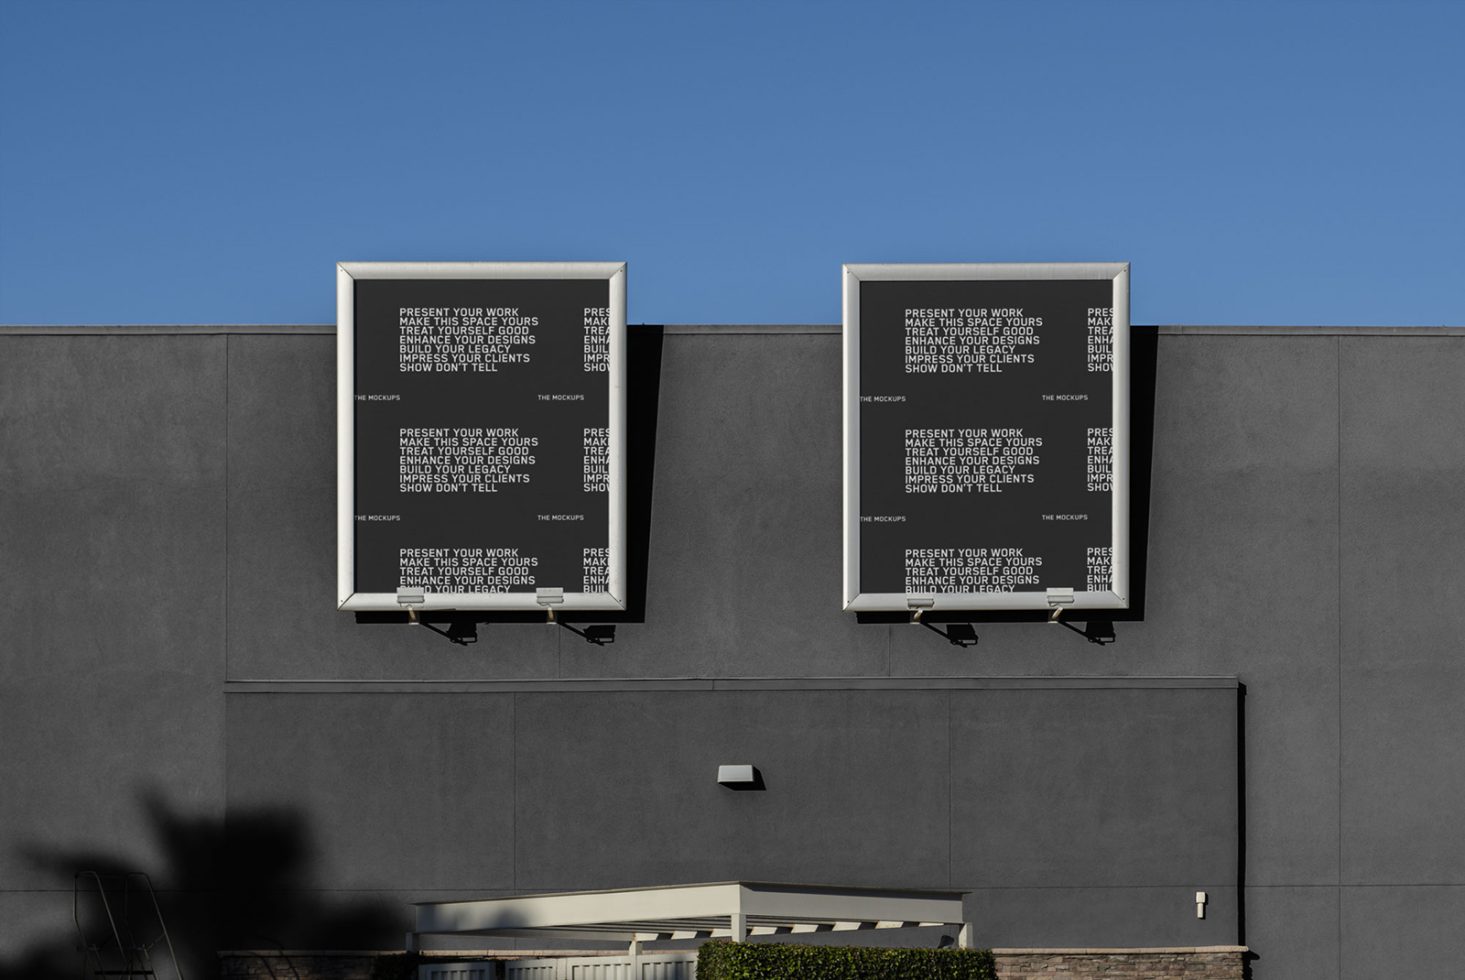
[2,324,1462,979]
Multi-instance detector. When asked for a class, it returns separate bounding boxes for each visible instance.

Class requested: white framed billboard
[843,262,1130,612]
[337,261,627,612]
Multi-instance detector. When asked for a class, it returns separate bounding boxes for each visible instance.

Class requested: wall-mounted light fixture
[717,765,764,790]
[1195,891,1207,919]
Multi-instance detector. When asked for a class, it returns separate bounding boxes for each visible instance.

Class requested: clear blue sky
[1,0,1461,326]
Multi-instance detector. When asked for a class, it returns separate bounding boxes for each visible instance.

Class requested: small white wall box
[717,765,757,786]
[1195,891,1207,918]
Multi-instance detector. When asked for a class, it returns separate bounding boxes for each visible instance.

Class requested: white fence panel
[500,954,696,980]
[421,964,496,980]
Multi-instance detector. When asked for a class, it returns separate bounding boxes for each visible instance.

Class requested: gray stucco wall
[2,325,1462,979]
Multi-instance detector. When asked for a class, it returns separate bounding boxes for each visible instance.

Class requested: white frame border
[337,261,628,612]
[842,262,1130,612]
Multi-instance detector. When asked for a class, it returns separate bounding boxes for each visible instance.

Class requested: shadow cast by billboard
[351,323,1160,642]
[856,324,1159,636]
[355,324,666,641]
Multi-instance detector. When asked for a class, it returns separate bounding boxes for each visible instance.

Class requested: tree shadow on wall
[2,788,401,980]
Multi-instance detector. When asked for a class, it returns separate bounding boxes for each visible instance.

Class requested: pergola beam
[410,881,971,950]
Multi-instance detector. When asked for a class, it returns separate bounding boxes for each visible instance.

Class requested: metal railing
[72,871,183,979]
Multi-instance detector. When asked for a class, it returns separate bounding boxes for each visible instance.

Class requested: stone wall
[994,947,1248,979]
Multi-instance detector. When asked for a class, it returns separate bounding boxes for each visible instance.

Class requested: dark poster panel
[343,270,620,608]
[850,269,1125,608]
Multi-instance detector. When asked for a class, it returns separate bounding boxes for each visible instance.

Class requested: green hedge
[696,941,997,980]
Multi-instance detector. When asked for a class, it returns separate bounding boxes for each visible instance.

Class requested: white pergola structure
[409,881,972,953]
